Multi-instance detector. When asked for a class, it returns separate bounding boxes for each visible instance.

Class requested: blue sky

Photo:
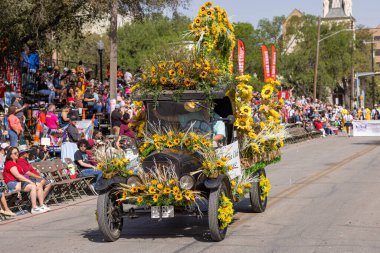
[180,0,380,28]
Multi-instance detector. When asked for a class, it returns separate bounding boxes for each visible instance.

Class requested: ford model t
[95,88,269,242]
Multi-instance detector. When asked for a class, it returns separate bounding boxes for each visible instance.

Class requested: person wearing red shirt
[3,147,46,214]
[17,146,52,203]
[314,117,326,137]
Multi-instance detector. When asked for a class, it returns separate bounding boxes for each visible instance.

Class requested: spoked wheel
[208,182,229,241]
[97,190,124,242]
[250,168,267,213]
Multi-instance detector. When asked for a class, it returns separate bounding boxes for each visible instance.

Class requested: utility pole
[371,36,376,107]
[313,17,321,102]
[109,0,118,104]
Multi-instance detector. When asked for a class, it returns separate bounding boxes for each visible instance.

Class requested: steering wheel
[185,119,211,134]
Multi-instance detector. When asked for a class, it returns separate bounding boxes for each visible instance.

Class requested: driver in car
[153,102,225,146]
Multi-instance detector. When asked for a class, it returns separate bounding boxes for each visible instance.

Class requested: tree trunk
[109,0,118,104]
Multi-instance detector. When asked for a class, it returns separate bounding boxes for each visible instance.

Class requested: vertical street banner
[271,45,277,79]
[237,39,245,75]
[261,45,270,81]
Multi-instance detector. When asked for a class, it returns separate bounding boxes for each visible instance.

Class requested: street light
[97,40,104,83]
[313,16,354,103]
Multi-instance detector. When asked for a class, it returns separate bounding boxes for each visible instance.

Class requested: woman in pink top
[45,104,59,130]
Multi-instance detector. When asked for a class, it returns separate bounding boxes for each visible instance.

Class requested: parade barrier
[352,120,380,137]
[0,158,96,216]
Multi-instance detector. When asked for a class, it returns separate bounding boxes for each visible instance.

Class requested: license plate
[151,206,174,218]
[161,206,174,218]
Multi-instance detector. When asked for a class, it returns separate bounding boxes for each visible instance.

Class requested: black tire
[97,191,124,242]
[250,168,267,213]
[208,182,229,241]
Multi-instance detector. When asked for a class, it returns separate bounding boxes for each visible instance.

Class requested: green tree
[118,13,191,71]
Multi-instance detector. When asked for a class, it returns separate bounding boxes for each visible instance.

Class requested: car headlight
[179,175,195,190]
[127,175,142,187]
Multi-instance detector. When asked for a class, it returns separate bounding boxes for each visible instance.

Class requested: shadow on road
[351,140,380,146]
[81,216,214,243]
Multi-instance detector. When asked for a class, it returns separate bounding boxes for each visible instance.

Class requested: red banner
[237,39,245,75]
[261,45,270,81]
[271,45,277,79]
[278,90,289,100]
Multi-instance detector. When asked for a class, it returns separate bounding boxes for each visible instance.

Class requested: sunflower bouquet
[259,174,271,201]
[117,164,201,207]
[187,1,236,72]
[94,144,134,178]
[138,125,213,160]
[128,100,145,138]
[217,194,234,229]
[229,174,257,201]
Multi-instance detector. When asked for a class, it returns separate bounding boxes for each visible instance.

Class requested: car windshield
[146,101,212,134]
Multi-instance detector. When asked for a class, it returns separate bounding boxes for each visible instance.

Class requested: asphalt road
[1,136,380,253]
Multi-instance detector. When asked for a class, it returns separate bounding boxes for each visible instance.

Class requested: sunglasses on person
[12,151,19,155]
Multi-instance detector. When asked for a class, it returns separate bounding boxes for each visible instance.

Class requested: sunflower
[151,179,158,185]
[166,140,174,148]
[184,78,192,87]
[96,162,104,170]
[240,105,251,116]
[152,194,159,202]
[215,160,225,167]
[131,186,139,193]
[192,144,200,151]
[248,131,257,139]
[172,186,180,195]
[199,71,208,79]
[221,156,228,162]
[159,76,167,85]
[173,138,180,146]
[206,9,214,17]
[148,186,156,194]
[193,63,201,69]
[168,69,176,77]
[230,180,236,187]
[205,1,212,7]
[236,187,243,194]
[169,179,177,185]
[261,84,274,99]
[244,183,252,189]
[175,193,183,201]
[203,41,209,47]
[156,183,164,190]
[163,187,171,194]
[136,196,143,204]
[170,78,178,85]
[178,69,185,76]
[158,62,166,70]
[194,17,202,27]
[160,135,168,142]
[184,139,191,146]
[234,117,251,131]
[178,132,185,138]
[269,109,280,119]
[150,66,156,76]
[185,191,195,201]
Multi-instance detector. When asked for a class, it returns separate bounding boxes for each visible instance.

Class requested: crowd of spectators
[275,95,380,137]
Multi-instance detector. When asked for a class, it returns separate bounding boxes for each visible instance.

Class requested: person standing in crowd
[17,146,51,206]
[111,104,123,136]
[7,105,22,147]
[3,147,46,214]
[0,143,9,170]
[12,94,27,125]
[74,139,102,189]
[61,116,80,162]
[124,68,133,84]
[45,104,59,131]
[0,112,8,143]
[83,87,96,115]
[344,111,354,137]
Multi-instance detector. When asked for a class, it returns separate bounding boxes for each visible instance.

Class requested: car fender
[204,174,233,199]
[94,175,128,194]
